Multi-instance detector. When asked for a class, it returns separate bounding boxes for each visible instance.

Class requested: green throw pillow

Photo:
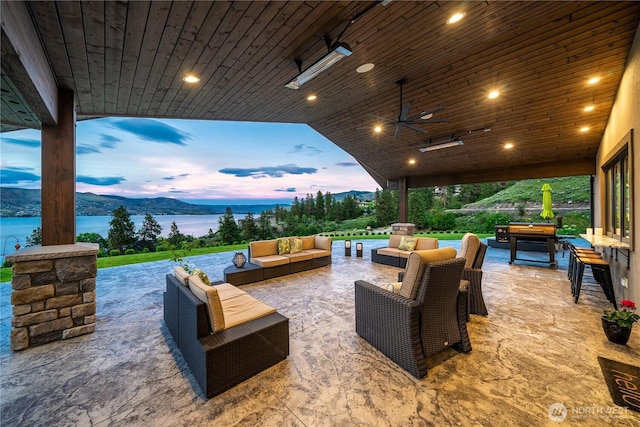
[277,238,291,254]
[398,236,418,251]
[289,238,303,254]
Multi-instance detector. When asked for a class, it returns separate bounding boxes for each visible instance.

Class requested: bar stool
[573,254,616,309]
[567,244,600,282]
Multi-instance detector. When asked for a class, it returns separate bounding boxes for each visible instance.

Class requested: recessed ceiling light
[307,94,317,101]
[183,75,200,83]
[374,125,382,133]
[583,105,595,112]
[587,77,600,85]
[580,126,590,132]
[504,142,514,149]
[356,63,375,73]
[408,159,416,165]
[488,90,500,99]
[447,12,466,24]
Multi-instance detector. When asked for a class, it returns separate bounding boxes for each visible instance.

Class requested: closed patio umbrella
[540,183,554,222]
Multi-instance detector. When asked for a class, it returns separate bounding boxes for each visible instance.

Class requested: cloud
[99,134,122,149]
[77,175,126,186]
[0,166,40,184]
[336,161,359,167]
[1,138,40,148]
[291,144,322,155]
[77,145,101,155]
[169,190,188,194]
[275,187,296,192]
[111,118,190,145]
[163,173,189,181]
[219,164,317,179]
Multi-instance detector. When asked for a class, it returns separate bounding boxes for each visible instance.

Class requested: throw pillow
[386,282,402,294]
[277,238,291,254]
[189,275,225,333]
[192,268,211,286]
[398,236,418,251]
[290,238,303,254]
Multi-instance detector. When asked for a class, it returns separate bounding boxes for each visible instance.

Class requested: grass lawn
[0,234,491,283]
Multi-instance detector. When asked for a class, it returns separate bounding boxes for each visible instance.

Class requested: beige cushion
[399,247,457,299]
[388,234,403,248]
[173,266,190,285]
[303,248,331,258]
[377,247,403,257]
[222,293,277,328]
[458,233,481,268]
[314,236,332,250]
[213,282,247,301]
[301,236,315,250]
[398,236,418,251]
[415,237,438,250]
[251,255,290,268]
[387,282,402,294]
[250,240,278,258]
[277,238,291,254]
[283,251,312,261]
[189,275,225,333]
[290,238,303,254]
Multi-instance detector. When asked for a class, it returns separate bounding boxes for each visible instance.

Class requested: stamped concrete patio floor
[1,239,639,426]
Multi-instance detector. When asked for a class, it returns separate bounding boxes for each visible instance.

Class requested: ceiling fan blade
[406,105,446,122]
[398,103,410,122]
[403,123,428,135]
[394,125,402,139]
[367,113,396,123]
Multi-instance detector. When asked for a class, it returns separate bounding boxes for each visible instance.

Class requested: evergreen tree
[167,221,184,247]
[342,195,361,219]
[138,213,162,250]
[26,227,42,246]
[241,212,259,242]
[375,189,399,227]
[77,232,107,248]
[217,207,241,245]
[315,190,325,220]
[408,188,429,229]
[258,213,276,240]
[324,192,334,220]
[304,194,315,217]
[107,205,136,252]
[290,197,301,218]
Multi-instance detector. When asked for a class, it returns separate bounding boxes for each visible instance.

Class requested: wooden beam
[41,89,76,245]
[0,1,58,125]
[406,159,596,188]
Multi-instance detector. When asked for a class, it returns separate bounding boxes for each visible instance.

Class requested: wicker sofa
[164,270,289,399]
[248,236,332,279]
[371,234,438,268]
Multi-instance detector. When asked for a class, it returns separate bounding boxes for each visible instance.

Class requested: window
[603,130,633,249]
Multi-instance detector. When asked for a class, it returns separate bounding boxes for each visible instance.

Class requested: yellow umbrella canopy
[540,183,554,221]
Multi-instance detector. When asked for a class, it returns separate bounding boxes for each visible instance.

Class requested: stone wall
[7,244,98,351]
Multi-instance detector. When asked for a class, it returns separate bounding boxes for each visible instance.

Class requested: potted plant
[601,300,640,345]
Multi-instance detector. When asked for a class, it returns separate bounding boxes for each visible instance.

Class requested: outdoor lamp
[232,252,247,268]
[356,242,363,258]
[345,240,351,257]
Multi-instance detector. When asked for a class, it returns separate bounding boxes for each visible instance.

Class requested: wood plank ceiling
[2,1,640,188]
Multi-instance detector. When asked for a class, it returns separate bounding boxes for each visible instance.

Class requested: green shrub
[142,247,150,254]
[2,261,13,268]
[156,245,167,252]
[109,249,121,256]
[125,249,136,255]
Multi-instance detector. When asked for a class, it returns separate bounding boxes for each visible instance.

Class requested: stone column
[391,223,416,236]
[7,244,98,351]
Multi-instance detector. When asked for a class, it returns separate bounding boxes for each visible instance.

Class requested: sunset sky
[0,117,379,205]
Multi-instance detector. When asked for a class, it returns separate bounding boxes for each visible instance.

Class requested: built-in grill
[508,222,557,269]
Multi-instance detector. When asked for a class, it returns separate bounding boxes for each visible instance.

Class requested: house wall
[594,23,640,303]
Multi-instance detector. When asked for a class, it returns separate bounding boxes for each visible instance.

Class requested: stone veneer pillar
[7,243,99,351]
[391,223,416,236]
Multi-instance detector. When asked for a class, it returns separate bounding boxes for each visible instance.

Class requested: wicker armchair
[458,233,489,316]
[355,249,471,378]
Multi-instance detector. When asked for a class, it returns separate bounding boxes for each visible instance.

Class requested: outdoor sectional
[371,234,438,268]
[164,270,289,399]
[249,236,332,278]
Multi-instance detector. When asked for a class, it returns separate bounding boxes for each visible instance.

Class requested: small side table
[223,262,264,286]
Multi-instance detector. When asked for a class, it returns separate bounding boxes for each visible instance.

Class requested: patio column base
[391,223,415,236]
[7,244,98,351]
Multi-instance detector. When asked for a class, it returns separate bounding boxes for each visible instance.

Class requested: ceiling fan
[369,78,448,139]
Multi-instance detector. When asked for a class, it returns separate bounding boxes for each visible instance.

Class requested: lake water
[0,214,235,258]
